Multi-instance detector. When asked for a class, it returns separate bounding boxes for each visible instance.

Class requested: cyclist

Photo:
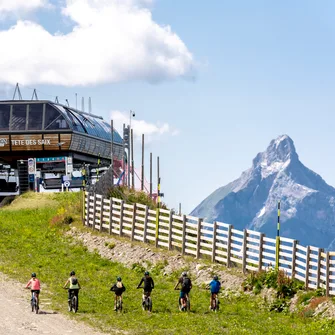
[110,276,126,311]
[174,271,192,310]
[25,272,41,307]
[137,271,154,306]
[63,271,81,311]
[206,275,221,310]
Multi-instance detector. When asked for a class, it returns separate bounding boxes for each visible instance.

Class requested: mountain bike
[210,293,219,312]
[137,287,152,312]
[65,288,79,313]
[175,288,190,312]
[31,291,39,314]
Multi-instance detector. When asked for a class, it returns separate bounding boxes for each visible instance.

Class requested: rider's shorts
[180,290,189,299]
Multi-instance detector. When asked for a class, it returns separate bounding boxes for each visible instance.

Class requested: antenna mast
[13,83,22,100]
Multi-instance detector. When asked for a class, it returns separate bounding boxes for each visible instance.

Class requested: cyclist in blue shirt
[207,275,221,310]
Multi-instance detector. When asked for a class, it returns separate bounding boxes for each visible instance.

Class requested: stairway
[17,160,29,193]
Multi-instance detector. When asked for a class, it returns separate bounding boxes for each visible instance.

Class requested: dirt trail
[0,272,107,335]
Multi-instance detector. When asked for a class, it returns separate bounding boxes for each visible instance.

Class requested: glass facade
[0,102,122,144]
[0,104,10,130]
[12,104,27,130]
[28,104,43,130]
[45,104,69,130]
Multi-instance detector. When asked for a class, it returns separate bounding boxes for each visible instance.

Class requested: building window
[0,105,10,130]
[28,104,43,130]
[12,104,27,130]
[44,104,69,130]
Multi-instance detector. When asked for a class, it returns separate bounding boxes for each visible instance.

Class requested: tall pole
[141,134,144,191]
[111,120,114,186]
[131,128,134,189]
[122,123,126,186]
[179,203,181,215]
[97,153,101,181]
[127,125,130,187]
[276,201,281,269]
[157,156,160,194]
[149,152,153,197]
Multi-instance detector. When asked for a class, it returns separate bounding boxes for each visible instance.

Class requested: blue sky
[1,0,335,213]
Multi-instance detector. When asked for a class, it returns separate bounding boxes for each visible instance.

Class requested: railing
[84,192,335,296]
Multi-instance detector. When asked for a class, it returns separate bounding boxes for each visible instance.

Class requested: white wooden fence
[84,192,335,296]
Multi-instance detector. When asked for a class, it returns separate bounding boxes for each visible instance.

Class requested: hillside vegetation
[0,192,334,334]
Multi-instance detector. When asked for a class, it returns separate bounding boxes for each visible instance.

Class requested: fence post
[275,236,280,270]
[168,210,173,251]
[91,193,97,231]
[81,190,85,225]
[326,252,330,297]
[291,240,297,279]
[181,215,186,255]
[143,206,148,243]
[258,233,264,271]
[196,218,203,259]
[227,224,233,267]
[119,200,124,237]
[99,196,104,232]
[242,229,247,274]
[316,248,323,289]
[130,203,136,241]
[155,208,160,248]
[85,192,90,227]
[109,198,113,235]
[305,246,310,289]
[211,221,217,263]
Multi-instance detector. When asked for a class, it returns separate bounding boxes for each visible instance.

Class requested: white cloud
[0,0,194,86]
[110,110,178,141]
[0,0,48,14]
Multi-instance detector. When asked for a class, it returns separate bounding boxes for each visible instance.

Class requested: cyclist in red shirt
[25,272,41,306]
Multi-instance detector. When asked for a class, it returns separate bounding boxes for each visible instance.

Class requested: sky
[1,0,335,214]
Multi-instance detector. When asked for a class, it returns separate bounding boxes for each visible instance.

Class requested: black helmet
[117,276,122,281]
[31,272,36,277]
[70,271,75,276]
[144,271,149,276]
[213,275,218,281]
[182,271,187,277]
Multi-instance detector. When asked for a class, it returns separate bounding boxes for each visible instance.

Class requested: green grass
[0,192,335,334]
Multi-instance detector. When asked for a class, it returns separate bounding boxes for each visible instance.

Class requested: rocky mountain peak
[252,135,298,179]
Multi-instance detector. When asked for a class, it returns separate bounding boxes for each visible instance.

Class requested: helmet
[213,275,218,281]
[31,272,36,277]
[182,271,187,277]
[144,271,149,276]
[117,276,122,281]
[70,271,75,276]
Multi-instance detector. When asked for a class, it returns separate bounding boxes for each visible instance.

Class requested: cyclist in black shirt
[137,271,154,305]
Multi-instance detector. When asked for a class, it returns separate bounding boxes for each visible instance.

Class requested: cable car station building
[0,100,123,196]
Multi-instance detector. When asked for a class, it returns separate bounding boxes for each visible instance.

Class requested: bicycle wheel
[148,297,152,312]
[186,297,190,312]
[72,295,78,313]
[215,297,219,311]
[35,300,39,314]
[31,298,35,312]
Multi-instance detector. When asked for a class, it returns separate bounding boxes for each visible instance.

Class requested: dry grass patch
[5,192,58,211]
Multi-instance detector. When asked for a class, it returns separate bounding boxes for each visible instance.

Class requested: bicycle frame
[31,291,39,314]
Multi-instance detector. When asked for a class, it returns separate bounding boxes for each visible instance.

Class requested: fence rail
[84,192,335,296]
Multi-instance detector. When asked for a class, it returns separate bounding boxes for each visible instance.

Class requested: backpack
[182,277,191,291]
[71,278,78,285]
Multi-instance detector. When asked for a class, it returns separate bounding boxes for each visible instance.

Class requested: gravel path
[0,272,107,335]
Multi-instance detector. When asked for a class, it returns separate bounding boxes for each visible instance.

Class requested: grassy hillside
[0,192,334,335]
